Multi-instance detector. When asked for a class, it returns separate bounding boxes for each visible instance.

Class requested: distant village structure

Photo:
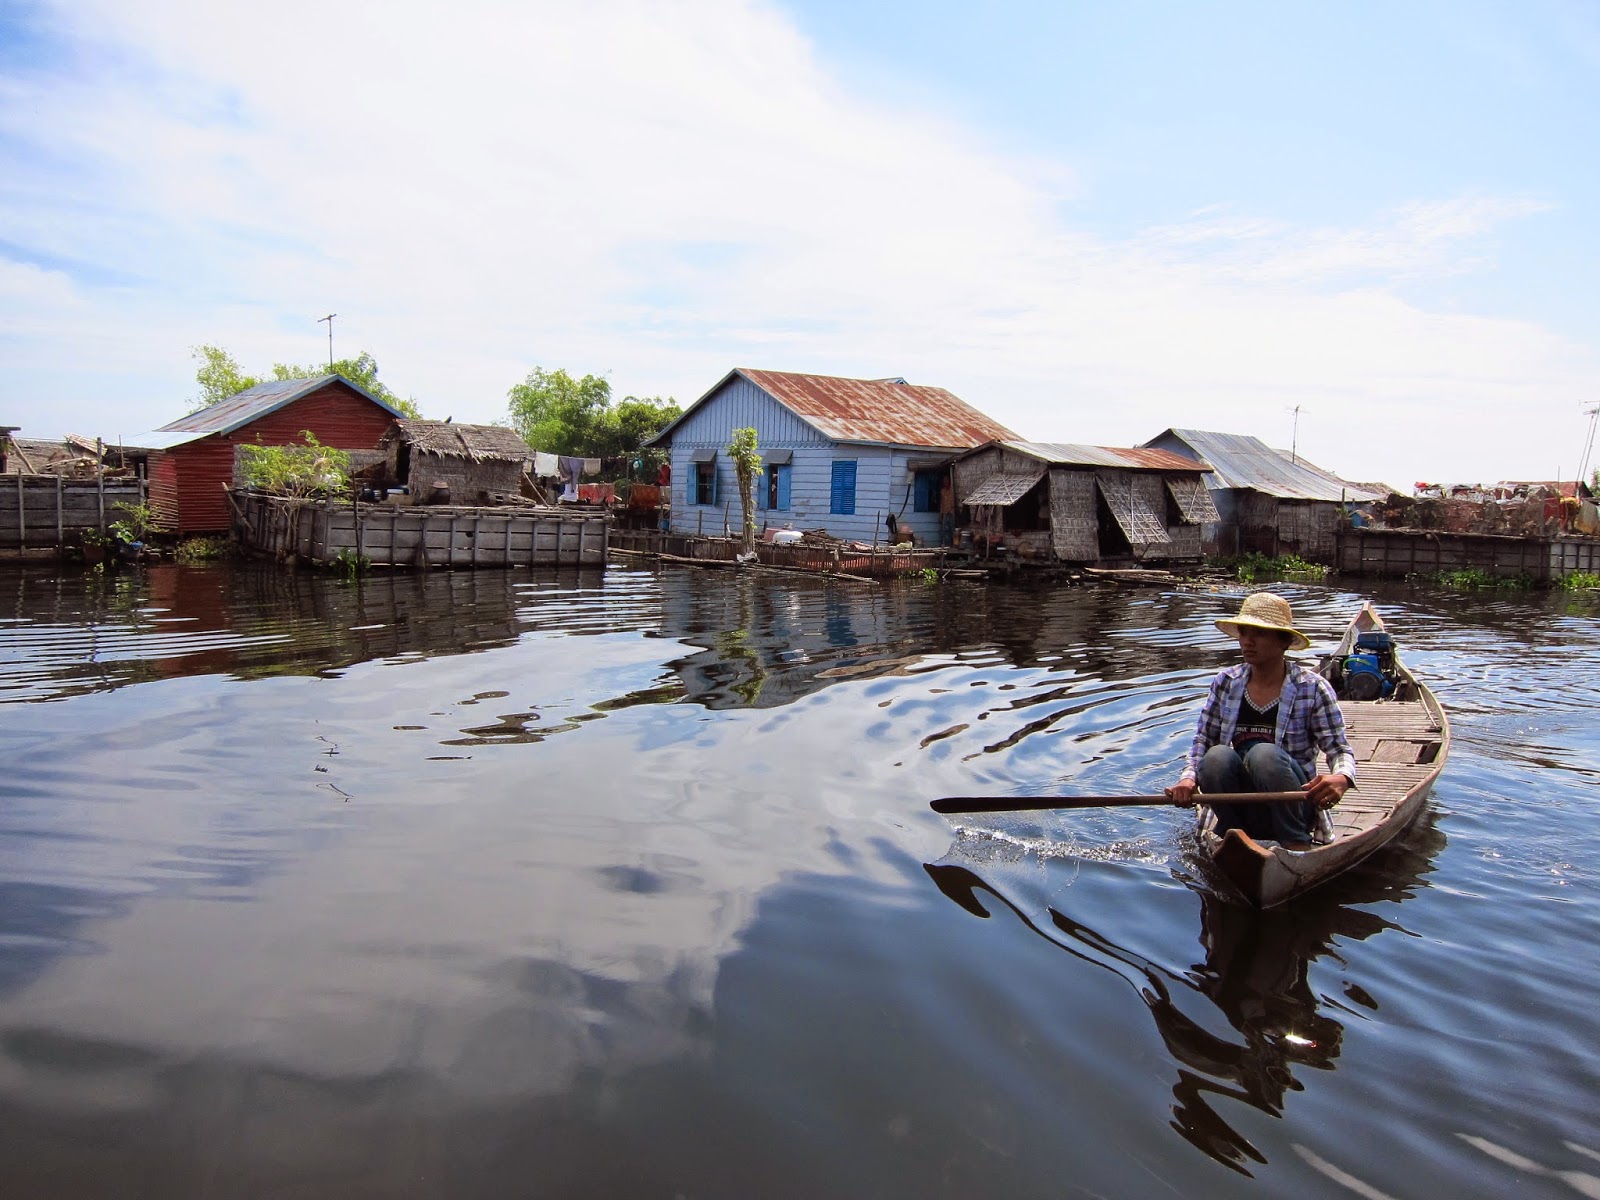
[128,375,401,534]
[647,369,1016,546]
[4,362,1598,582]
[948,440,1219,566]
[1142,428,1389,561]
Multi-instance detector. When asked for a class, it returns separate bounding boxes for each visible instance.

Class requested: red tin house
[132,376,402,534]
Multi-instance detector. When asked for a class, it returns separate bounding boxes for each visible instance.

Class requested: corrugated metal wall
[666,376,933,544]
[167,384,396,533]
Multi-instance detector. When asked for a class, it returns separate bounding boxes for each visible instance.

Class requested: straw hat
[1215,592,1311,651]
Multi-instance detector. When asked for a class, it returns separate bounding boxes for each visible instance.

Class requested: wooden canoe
[1198,603,1449,908]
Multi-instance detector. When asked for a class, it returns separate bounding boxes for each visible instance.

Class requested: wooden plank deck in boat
[1328,699,1443,839]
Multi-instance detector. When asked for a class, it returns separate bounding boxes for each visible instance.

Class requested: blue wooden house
[648,369,1017,545]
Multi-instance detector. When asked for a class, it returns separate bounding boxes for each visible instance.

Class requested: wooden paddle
[929,790,1308,815]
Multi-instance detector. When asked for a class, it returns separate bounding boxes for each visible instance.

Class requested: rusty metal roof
[969,440,1210,473]
[660,369,1018,450]
[1147,429,1387,502]
[157,375,400,437]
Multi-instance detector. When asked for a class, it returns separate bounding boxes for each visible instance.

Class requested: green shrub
[238,430,350,497]
[1556,571,1600,591]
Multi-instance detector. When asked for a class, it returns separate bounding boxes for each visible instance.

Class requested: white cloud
[0,0,1594,484]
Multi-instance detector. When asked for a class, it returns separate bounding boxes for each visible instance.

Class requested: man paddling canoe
[1167,592,1354,847]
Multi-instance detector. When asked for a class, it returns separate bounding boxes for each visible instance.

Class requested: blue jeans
[1198,743,1317,843]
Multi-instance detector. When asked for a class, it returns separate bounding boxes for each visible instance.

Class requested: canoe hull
[1198,606,1449,908]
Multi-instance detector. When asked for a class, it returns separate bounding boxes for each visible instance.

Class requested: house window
[912,469,941,513]
[765,462,792,510]
[694,461,718,506]
[830,460,857,515]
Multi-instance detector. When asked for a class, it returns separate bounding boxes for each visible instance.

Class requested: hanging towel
[559,455,584,483]
[582,457,602,478]
[534,451,559,478]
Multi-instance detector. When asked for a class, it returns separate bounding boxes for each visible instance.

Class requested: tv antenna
[1286,404,1304,464]
[1579,403,1600,486]
[317,313,337,370]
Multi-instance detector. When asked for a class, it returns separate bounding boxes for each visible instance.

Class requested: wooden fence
[1335,528,1600,582]
[233,492,609,569]
[0,474,145,549]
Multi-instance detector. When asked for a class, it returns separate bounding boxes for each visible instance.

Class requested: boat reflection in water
[925,810,1446,1174]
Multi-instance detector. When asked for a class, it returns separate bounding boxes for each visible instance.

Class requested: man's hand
[1302,773,1351,809]
[1166,780,1198,808]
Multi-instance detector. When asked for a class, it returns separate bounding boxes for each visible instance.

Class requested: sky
[2,0,1598,488]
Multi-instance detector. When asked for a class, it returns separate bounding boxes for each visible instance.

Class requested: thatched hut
[378,420,532,504]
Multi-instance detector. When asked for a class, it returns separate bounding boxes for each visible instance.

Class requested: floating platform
[232,492,608,569]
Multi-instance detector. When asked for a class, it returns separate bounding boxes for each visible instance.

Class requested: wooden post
[97,468,104,529]
[448,514,457,567]
[56,475,64,546]
[15,474,24,548]
[471,515,480,568]
[697,509,703,537]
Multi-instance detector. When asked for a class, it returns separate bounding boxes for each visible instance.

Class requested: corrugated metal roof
[976,440,1210,473]
[118,430,205,451]
[664,369,1018,450]
[965,469,1046,505]
[156,375,400,437]
[1147,429,1387,502]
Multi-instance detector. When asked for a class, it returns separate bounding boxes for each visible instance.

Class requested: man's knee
[1241,742,1305,786]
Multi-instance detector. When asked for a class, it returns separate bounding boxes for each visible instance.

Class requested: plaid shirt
[1182,660,1357,785]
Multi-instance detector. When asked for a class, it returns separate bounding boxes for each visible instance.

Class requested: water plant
[1229,552,1328,582]
[1409,568,1535,591]
[175,537,234,563]
[330,548,371,579]
[1556,571,1600,591]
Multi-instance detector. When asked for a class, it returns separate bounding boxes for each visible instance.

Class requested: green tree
[507,367,613,455]
[606,395,684,457]
[506,370,682,458]
[189,344,423,418]
[271,352,422,418]
[728,427,761,554]
[190,346,262,411]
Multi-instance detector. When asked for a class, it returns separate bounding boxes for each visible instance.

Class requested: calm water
[1,561,1597,1198]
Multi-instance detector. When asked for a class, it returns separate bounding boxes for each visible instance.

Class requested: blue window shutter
[830,460,857,515]
[776,464,791,511]
[913,470,936,513]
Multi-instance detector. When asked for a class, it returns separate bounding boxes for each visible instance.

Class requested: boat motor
[1337,630,1397,701]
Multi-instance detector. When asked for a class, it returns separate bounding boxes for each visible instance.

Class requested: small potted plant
[80,527,110,564]
[108,500,154,561]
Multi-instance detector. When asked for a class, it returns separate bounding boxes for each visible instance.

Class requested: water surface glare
[1,562,1598,1198]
